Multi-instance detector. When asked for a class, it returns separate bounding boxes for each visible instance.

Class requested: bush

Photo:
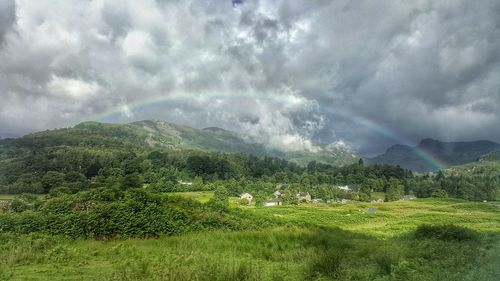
[415,224,479,242]
[0,188,277,239]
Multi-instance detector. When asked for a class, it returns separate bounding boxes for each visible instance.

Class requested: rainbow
[91,93,445,171]
[325,107,446,171]
[93,92,287,121]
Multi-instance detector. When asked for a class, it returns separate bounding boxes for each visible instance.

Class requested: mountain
[367,138,500,172]
[3,120,358,166]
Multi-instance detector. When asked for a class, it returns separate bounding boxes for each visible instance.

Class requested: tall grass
[1,226,496,281]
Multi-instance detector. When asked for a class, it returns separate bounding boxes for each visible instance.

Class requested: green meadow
[1,195,499,281]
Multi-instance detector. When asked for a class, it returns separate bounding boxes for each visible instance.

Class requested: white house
[239,193,253,204]
[337,185,351,191]
[264,198,282,206]
[178,180,193,185]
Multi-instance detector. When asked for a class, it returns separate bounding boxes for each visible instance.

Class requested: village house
[337,185,351,191]
[239,193,253,204]
[264,198,282,207]
[178,180,193,185]
[296,192,311,202]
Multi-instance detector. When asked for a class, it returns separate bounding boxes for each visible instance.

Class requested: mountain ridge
[367,139,500,172]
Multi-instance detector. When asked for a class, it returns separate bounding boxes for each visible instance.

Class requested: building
[178,180,193,186]
[296,192,311,202]
[264,198,282,206]
[337,185,351,191]
[273,190,283,198]
[239,193,253,204]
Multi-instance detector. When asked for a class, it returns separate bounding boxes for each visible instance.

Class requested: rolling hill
[1,120,358,167]
[367,138,500,172]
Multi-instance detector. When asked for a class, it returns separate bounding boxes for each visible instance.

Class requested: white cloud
[47,75,100,99]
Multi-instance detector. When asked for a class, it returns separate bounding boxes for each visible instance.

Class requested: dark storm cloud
[1,0,500,155]
[0,0,15,46]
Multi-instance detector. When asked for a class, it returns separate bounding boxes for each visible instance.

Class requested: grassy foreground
[1,198,499,281]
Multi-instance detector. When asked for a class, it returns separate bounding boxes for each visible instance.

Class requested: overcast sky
[1,0,500,156]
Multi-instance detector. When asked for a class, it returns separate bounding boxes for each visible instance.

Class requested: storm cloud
[1,0,500,155]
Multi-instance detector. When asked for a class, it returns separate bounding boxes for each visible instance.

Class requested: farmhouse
[178,180,193,185]
[239,193,253,204]
[337,185,351,191]
[264,198,282,206]
[296,192,311,202]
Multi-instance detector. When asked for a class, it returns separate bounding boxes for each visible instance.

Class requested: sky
[1,0,500,156]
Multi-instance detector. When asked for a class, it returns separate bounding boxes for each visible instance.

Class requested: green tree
[385,178,404,201]
[121,172,144,190]
[42,171,66,192]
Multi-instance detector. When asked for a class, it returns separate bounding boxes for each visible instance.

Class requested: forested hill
[367,138,500,172]
[3,120,358,167]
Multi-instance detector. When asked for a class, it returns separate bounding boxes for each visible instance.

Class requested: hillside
[36,120,359,166]
[446,150,500,176]
[367,138,500,172]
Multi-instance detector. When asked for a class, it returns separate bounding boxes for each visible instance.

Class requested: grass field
[1,196,499,281]
[169,191,215,203]
[248,198,500,236]
[0,194,16,200]
[170,192,500,236]
[0,194,44,201]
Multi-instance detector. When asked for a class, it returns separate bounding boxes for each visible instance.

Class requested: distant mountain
[8,120,358,166]
[367,138,500,172]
